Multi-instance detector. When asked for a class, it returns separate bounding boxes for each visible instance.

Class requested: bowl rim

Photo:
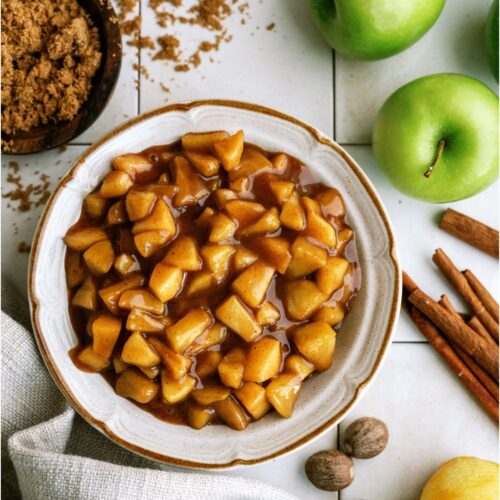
[28,99,401,469]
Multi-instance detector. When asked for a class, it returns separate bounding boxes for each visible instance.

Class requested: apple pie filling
[65,130,360,430]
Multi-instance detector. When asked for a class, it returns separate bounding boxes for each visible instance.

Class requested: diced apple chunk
[64,227,107,252]
[280,191,306,231]
[196,350,223,379]
[228,148,272,181]
[126,309,170,333]
[185,271,215,297]
[283,280,326,321]
[266,373,302,418]
[271,153,288,171]
[162,236,202,271]
[214,189,238,209]
[184,151,220,176]
[133,231,170,258]
[285,237,328,280]
[200,244,235,283]
[213,397,250,431]
[185,322,227,355]
[125,190,156,221]
[122,332,161,367]
[316,257,350,296]
[235,382,270,420]
[171,156,210,208]
[252,237,292,275]
[305,211,336,248]
[113,154,154,178]
[215,295,262,342]
[77,345,110,371]
[119,289,164,315]
[209,213,236,243]
[83,240,115,275]
[161,371,196,404]
[100,171,133,198]
[107,200,126,225]
[84,192,108,219]
[312,303,345,326]
[115,369,159,403]
[114,253,141,277]
[149,263,184,302]
[229,176,250,193]
[336,228,353,253]
[238,207,280,237]
[231,261,275,308]
[113,355,129,374]
[66,251,85,288]
[165,309,212,353]
[72,277,98,311]
[255,301,280,327]
[218,347,246,389]
[283,354,315,380]
[294,321,336,371]
[132,199,176,236]
[186,402,215,429]
[92,314,122,359]
[269,180,294,205]
[192,384,230,405]
[182,131,229,153]
[244,337,281,383]
[233,246,259,272]
[99,273,145,314]
[315,188,346,218]
[301,196,322,215]
[224,200,266,229]
[148,337,192,379]
[212,130,244,171]
[139,365,160,379]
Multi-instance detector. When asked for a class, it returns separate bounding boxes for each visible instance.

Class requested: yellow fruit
[421,457,499,500]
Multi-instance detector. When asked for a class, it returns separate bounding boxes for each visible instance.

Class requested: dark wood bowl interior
[2,0,122,155]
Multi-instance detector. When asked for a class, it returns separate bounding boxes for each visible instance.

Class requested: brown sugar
[2,161,52,212]
[1,0,102,135]
[17,241,32,254]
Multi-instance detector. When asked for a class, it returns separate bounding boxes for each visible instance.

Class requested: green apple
[373,74,499,203]
[309,0,445,60]
[485,0,499,82]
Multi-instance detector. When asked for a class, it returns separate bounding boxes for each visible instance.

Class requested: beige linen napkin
[1,280,298,500]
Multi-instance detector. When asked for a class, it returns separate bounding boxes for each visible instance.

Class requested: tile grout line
[137,0,142,115]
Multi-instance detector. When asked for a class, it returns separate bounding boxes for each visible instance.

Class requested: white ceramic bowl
[29,100,401,469]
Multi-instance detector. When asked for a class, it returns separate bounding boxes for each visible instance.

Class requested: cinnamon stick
[439,296,499,402]
[468,316,497,347]
[463,269,499,323]
[439,208,499,258]
[408,288,499,380]
[433,249,499,341]
[403,298,498,422]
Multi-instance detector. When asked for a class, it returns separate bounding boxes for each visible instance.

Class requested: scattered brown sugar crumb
[120,15,141,36]
[1,0,102,136]
[266,22,276,31]
[17,241,31,254]
[116,0,139,22]
[2,161,52,212]
[160,83,171,93]
[153,35,181,61]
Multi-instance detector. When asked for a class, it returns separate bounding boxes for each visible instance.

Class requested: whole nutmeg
[343,417,389,459]
[305,450,354,491]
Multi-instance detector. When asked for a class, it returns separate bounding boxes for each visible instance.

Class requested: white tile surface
[345,145,499,342]
[139,0,334,136]
[336,0,498,144]
[1,0,498,498]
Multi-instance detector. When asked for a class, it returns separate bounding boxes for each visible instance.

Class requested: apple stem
[424,139,446,178]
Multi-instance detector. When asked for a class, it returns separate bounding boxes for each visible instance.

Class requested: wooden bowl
[2,0,122,155]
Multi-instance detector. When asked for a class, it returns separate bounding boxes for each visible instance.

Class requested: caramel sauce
[67,137,361,428]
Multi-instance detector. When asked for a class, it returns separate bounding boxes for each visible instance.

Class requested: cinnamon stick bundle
[439,208,499,258]
[469,316,497,347]
[408,288,499,380]
[463,269,499,323]
[439,296,499,402]
[402,295,498,422]
[433,249,499,342]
